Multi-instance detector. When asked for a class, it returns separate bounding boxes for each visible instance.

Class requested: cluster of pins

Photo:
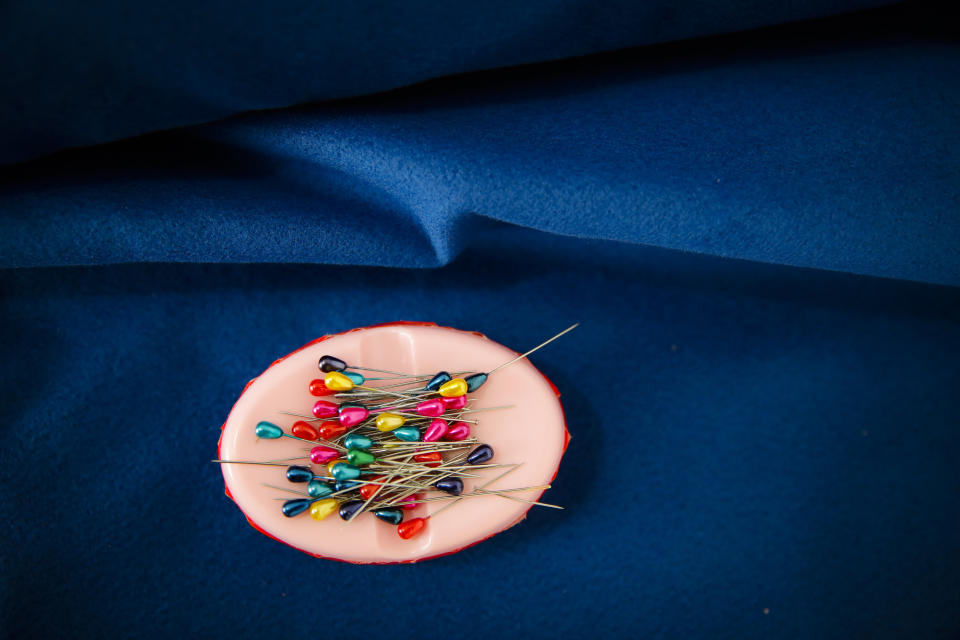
[217,324,577,540]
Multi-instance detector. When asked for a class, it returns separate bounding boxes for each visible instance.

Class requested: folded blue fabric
[2,13,957,285]
[0,0,891,163]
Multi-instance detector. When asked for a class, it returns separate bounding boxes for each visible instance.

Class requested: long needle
[487,323,579,375]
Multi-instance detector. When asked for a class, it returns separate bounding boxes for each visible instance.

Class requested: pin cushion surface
[218,322,569,563]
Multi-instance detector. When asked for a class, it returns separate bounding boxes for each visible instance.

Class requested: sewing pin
[319,354,401,376]
[454,323,581,393]
[254,420,329,445]
[395,464,521,539]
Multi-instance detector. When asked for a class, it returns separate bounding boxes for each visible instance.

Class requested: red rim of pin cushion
[217,321,571,564]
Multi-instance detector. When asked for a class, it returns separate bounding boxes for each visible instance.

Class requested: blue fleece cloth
[1,3,958,639]
[1,231,958,639]
[1,8,958,285]
[0,0,891,164]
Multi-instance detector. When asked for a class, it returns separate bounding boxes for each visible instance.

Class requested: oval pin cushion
[217,322,574,563]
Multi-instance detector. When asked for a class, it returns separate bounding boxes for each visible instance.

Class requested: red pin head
[317,421,347,440]
[308,379,335,397]
[291,421,319,440]
[398,517,426,539]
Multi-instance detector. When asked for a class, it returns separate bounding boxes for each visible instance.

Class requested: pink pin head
[310,446,340,464]
[401,494,422,511]
[312,400,339,419]
[442,395,467,410]
[444,421,471,441]
[423,418,449,442]
[416,398,446,417]
[338,406,370,428]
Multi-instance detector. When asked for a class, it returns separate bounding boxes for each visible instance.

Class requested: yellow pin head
[438,378,468,398]
[309,499,337,521]
[375,412,405,431]
[324,370,354,391]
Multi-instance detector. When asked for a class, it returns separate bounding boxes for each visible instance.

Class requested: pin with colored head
[319,354,415,378]
[397,517,427,539]
[291,421,320,440]
[425,371,451,391]
[338,499,366,521]
[449,323,579,392]
[284,465,340,490]
[309,400,371,429]
[324,370,426,402]
[255,421,325,445]
[310,446,340,464]
[334,479,361,492]
[413,452,443,467]
[282,497,339,520]
[285,468,338,500]
[346,449,376,466]
[443,421,471,441]
[375,412,405,431]
[392,426,421,442]
[466,444,494,465]
[344,434,373,450]
[423,418,449,442]
[373,508,404,525]
[434,477,464,496]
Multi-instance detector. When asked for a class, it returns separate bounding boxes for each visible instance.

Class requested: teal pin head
[393,426,421,442]
[344,434,373,450]
[255,421,283,439]
[308,480,334,498]
[465,373,488,392]
[331,463,363,481]
[282,498,312,518]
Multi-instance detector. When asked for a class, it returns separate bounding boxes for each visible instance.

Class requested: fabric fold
[0,0,897,164]
[2,19,957,285]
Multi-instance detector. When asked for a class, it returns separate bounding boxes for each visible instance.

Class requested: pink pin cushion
[218,322,570,563]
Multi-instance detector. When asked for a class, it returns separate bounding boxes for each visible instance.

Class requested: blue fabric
[2,233,959,638]
[0,0,890,164]
[2,8,958,285]
[2,2,959,639]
